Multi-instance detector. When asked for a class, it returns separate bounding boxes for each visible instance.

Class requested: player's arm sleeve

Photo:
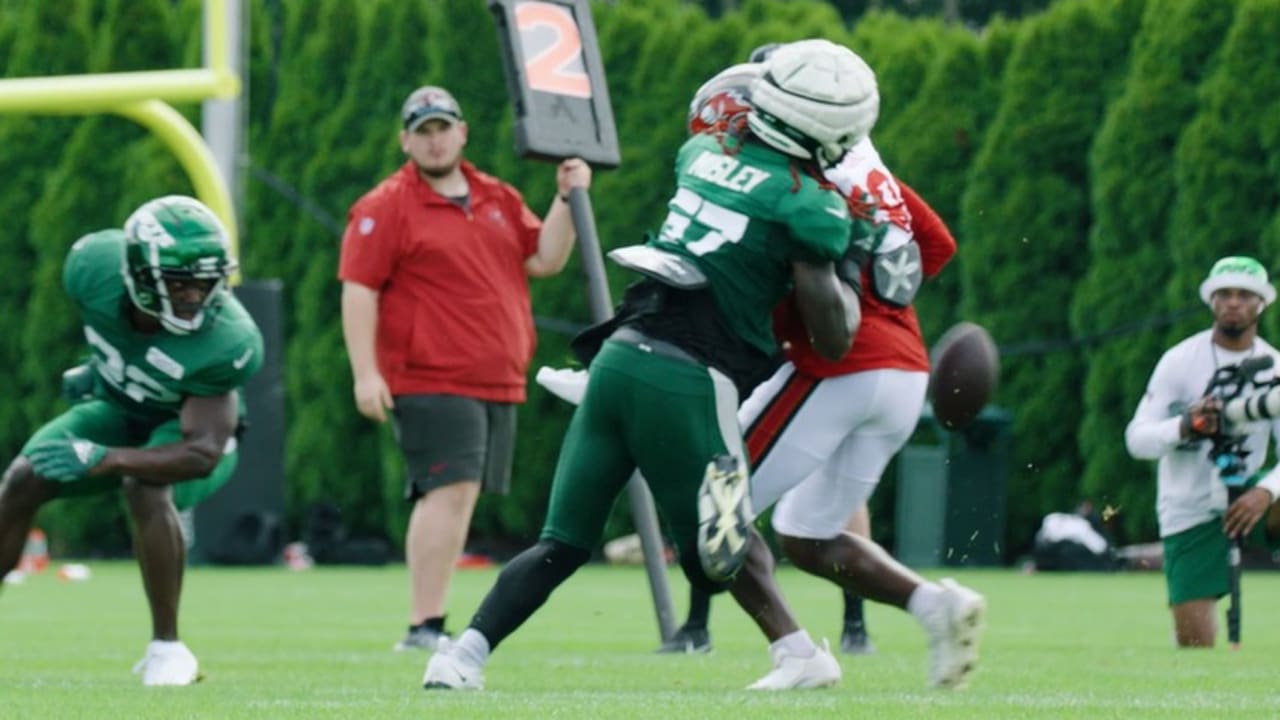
[62,231,112,307]
[1255,453,1280,500]
[183,328,264,398]
[338,194,401,290]
[899,181,956,278]
[1254,417,1280,499]
[1125,353,1185,460]
[781,187,855,263]
[62,237,88,298]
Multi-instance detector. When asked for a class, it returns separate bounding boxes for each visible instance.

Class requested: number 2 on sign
[515,2,592,98]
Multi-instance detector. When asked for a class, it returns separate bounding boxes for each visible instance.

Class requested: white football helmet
[747,39,879,167]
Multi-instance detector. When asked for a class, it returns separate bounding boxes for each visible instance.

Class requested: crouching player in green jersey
[0,196,263,686]
[424,39,880,691]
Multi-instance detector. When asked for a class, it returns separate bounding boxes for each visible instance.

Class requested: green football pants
[540,340,744,559]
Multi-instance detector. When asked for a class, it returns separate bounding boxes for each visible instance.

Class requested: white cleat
[422,639,485,691]
[747,638,841,690]
[696,454,752,582]
[132,640,200,687]
[924,578,986,689]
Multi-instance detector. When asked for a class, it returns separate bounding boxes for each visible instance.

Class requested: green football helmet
[121,195,237,335]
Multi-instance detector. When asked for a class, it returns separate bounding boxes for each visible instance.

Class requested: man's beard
[1218,320,1255,338]
[415,156,460,179]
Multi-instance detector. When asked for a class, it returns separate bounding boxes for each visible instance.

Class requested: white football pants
[740,364,928,540]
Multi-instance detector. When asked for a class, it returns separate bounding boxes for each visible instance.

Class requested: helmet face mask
[746,106,851,166]
[122,196,237,335]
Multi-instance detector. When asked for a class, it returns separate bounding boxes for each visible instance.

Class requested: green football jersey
[651,133,872,355]
[63,230,264,419]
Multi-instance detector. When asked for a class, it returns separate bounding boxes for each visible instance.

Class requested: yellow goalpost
[0,0,241,259]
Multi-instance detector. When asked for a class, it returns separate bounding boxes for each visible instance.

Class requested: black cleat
[840,620,876,656]
[656,625,712,654]
[394,625,449,652]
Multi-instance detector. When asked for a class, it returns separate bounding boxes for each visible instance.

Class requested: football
[929,321,999,430]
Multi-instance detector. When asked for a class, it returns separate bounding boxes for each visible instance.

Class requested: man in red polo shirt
[338,85,591,651]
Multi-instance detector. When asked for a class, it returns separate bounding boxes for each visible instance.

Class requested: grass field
[3,562,1280,719]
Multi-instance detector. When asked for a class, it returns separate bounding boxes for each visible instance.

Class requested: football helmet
[746,42,781,63]
[687,62,761,136]
[747,39,879,167]
[121,195,236,335]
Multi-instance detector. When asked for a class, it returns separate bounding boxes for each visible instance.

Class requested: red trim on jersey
[745,372,819,465]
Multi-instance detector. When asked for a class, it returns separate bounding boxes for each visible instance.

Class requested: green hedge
[959,0,1146,552]
[6,0,1277,559]
[1073,0,1238,543]
[1169,0,1280,345]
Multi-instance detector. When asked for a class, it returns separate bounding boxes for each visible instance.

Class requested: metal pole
[1226,484,1243,649]
[943,0,961,24]
[201,0,246,238]
[566,186,677,642]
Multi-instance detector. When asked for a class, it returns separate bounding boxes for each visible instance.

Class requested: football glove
[26,438,107,481]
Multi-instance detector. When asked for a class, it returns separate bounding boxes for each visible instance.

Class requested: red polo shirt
[338,161,542,402]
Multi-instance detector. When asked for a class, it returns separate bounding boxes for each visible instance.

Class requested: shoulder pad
[871,242,922,308]
[608,245,708,290]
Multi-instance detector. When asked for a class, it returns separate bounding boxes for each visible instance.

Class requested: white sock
[907,582,945,628]
[148,640,185,651]
[770,629,817,660]
[452,628,491,667]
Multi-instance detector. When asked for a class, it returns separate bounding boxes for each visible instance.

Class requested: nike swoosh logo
[72,440,96,464]
[232,348,254,370]
[823,206,847,219]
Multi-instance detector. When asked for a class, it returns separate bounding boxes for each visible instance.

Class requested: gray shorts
[391,394,516,500]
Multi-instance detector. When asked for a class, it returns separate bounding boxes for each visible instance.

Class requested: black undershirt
[446,194,469,212]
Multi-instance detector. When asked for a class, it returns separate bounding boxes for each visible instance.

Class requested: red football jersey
[777,176,956,378]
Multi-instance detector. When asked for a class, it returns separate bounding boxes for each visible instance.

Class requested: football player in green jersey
[424,39,879,691]
[0,196,263,686]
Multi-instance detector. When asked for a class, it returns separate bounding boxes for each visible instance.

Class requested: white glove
[535,367,589,406]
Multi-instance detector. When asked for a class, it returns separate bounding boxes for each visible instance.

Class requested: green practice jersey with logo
[63,230,264,420]
[651,132,873,356]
